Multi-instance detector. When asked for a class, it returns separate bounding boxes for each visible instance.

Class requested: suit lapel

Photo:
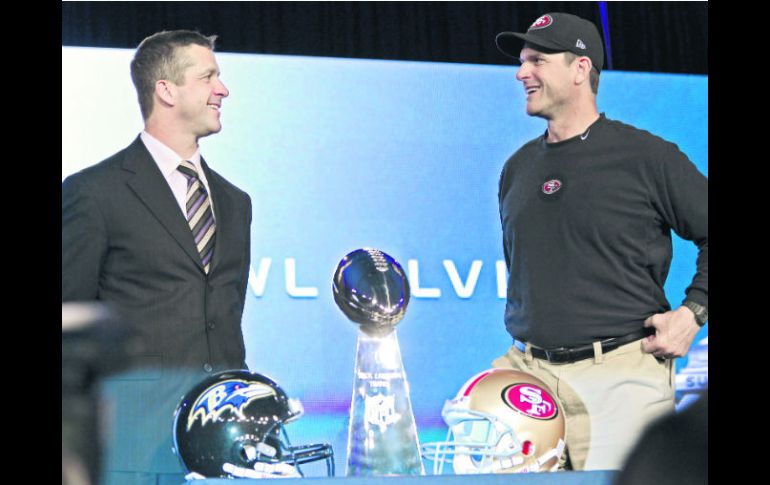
[122,137,206,273]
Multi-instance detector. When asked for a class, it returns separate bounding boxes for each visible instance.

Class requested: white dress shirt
[140,131,215,220]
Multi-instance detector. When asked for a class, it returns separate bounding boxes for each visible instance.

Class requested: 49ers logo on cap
[529,15,553,30]
[542,179,562,194]
[503,383,558,420]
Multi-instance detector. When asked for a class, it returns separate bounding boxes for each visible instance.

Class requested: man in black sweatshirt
[491,12,707,471]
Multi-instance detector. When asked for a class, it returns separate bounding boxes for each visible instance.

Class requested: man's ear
[155,79,175,107]
[574,56,593,86]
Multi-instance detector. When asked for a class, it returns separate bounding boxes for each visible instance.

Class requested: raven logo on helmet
[187,379,276,431]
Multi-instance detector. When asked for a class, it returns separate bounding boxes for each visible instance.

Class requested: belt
[513,328,654,364]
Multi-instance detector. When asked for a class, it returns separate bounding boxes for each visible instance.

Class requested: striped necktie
[178,160,216,273]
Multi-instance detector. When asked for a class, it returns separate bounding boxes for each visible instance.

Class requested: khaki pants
[492,338,675,471]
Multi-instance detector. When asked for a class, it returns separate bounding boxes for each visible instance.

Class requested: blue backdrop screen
[62,47,708,469]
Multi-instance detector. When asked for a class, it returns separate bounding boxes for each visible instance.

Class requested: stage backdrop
[62,46,708,474]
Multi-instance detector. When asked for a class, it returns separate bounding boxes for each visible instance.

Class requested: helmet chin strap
[536,438,566,471]
[222,462,301,479]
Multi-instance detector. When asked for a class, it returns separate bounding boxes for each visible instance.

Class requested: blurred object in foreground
[62,302,141,485]
[615,391,707,485]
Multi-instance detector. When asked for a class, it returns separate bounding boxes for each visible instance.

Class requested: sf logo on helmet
[503,384,558,420]
[187,380,275,430]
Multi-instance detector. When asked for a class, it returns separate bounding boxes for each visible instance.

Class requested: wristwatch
[682,300,708,326]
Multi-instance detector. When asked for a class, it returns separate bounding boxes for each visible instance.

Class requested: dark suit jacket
[62,136,252,478]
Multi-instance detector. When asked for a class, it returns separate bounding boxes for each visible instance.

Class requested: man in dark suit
[62,30,252,485]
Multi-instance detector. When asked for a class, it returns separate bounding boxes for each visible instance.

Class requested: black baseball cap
[496,12,605,72]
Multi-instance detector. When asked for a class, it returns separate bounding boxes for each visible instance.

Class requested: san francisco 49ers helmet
[421,368,566,474]
[172,370,334,478]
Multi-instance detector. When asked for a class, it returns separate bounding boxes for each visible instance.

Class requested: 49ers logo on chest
[542,179,562,195]
[502,383,558,420]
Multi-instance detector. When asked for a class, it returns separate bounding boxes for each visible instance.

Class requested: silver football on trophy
[333,248,410,337]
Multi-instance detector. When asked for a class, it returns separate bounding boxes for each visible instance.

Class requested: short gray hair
[130,30,218,120]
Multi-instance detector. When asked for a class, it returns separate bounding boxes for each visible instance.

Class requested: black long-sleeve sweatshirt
[498,114,708,348]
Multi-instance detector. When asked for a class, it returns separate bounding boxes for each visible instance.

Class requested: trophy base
[345,330,424,476]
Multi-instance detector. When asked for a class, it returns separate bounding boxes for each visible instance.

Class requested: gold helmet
[421,368,566,474]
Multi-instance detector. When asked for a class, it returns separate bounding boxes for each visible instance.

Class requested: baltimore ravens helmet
[172,370,334,478]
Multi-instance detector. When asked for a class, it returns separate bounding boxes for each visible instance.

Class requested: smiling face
[515,46,576,121]
[173,44,230,140]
